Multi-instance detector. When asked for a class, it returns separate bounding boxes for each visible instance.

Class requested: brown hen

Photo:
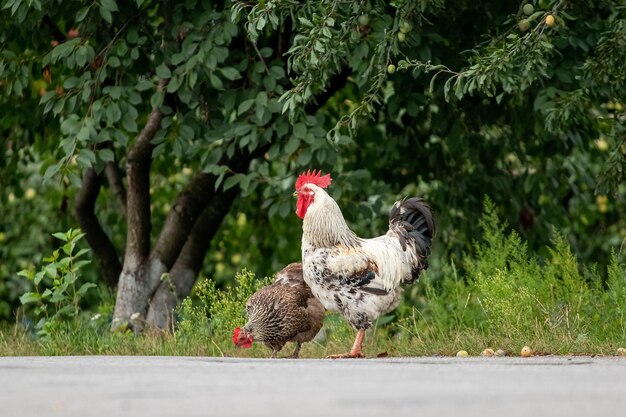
[233,263,325,358]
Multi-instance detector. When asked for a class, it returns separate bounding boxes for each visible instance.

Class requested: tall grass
[396,198,626,355]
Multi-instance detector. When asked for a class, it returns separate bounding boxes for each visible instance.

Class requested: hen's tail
[389,197,435,261]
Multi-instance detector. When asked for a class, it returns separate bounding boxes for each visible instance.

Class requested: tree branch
[74,168,122,287]
[176,186,240,284]
[151,172,217,268]
[105,161,127,217]
[152,139,269,269]
[124,80,166,263]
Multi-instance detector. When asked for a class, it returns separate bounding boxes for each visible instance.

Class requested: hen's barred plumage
[295,173,435,358]
[233,263,325,358]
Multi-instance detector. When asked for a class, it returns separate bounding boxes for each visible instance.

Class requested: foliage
[405,198,626,354]
[0,0,624,327]
[175,269,272,354]
[17,228,96,338]
[0,151,72,320]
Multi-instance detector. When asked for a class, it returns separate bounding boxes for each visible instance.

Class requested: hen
[233,263,325,358]
[294,170,435,358]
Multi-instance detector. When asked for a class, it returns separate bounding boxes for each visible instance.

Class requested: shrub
[175,269,271,355]
[401,197,626,354]
[17,229,96,339]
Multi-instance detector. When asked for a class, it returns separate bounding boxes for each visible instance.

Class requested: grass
[1,314,623,358]
[1,198,625,358]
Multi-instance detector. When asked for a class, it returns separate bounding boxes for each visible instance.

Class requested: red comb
[295,170,332,191]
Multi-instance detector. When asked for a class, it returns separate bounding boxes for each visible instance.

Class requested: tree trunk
[111,83,164,331]
[112,257,167,332]
[145,188,239,330]
[74,167,122,288]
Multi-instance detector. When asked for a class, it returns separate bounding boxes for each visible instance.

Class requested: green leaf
[44,264,58,279]
[267,143,280,160]
[106,102,122,124]
[219,67,241,80]
[52,232,68,242]
[64,272,78,285]
[298,17,313,27]
[166,75,181,93]
[63,76,80,89]
[121,109,138,133]
[284,137,300,155]
[256,91,268,108]
[99,6,112,24]
[150,90,164,109]
[76,46,88,67]
[61,242,74,256]
[297,148,312,165]
[75,248,91,258]
[98,148,115,162]
[108,56,121,68]
[43,162,61,183]
[73,260,92,271]
[104,86,123,100]
[292,122,306,138]
[209,73,224,90]
[136,79,154,91]
[76,6,90,22]
[238,99,254,115]
[223,174,244,191]
[263,75,276,91]
[76,148,96,168]
[34,271,45,286]
[76,282,97,297]
[50,38,80,63]
[156,64,171,78]
[101,0,119,12]
[19,292,41,305]
[49,290,68,304]
[17,269,34,280]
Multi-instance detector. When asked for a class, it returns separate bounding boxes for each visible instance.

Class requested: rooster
[294,170,435,358]
[233,263,325,358]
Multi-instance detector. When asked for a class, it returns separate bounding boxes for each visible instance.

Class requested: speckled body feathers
[301,189,435,332]
[243,263,325,358]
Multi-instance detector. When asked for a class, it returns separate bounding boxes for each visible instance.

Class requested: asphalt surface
[1,356,625,417]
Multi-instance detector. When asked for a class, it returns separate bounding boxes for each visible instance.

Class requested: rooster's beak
[292,191,299,197]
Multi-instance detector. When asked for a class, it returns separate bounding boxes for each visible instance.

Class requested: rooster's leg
[327,329,365,359]
[270,348,278,358]
[285,342,301,359]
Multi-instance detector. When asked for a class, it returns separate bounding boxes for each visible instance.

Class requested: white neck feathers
[302,187,359,248]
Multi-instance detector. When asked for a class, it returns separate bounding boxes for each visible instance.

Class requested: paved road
[1,356,625,417]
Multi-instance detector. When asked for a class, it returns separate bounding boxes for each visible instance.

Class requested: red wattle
[296,194,314,219]
[296,195,306,219]
[232,327,241,345]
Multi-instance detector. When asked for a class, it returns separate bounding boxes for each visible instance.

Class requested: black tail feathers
[389,197,435,255]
